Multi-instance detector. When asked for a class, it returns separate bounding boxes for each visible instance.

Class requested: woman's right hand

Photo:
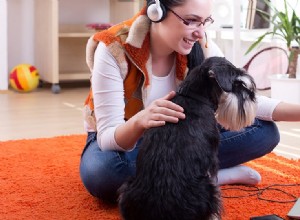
[135,91,186,130]
[115,91,185,150]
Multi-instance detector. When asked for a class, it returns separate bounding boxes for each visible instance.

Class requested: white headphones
[147,0,167,22]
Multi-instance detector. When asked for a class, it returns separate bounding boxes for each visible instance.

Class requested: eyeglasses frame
[166,7,214,28]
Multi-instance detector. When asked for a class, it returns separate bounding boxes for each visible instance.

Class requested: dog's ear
[208,69,233,92]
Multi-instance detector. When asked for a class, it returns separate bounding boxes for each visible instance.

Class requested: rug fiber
[1,135,299,219]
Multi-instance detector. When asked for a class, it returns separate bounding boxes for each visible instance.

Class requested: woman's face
[155,0,213,55]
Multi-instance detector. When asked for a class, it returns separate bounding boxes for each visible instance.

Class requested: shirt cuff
[256,95,281,121]
[98,126,127,151]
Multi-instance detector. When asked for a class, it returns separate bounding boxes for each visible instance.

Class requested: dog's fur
[118,57,257,220]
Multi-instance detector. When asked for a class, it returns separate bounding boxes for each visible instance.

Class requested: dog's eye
[234,80,245,88]
[234,80,253,94]
[240,81,248,88]
[236,75,253,89]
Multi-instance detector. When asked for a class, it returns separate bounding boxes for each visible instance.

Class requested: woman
[80,0,300,203]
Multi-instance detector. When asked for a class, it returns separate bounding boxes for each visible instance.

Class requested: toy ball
[9,64,39,92]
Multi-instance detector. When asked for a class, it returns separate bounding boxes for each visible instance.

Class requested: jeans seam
[220,128,257,142]
[114,151,136,167]
[115,151,126,164]
[220,120,260,143]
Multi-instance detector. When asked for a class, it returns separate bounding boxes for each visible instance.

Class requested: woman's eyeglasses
[167,7,214,29]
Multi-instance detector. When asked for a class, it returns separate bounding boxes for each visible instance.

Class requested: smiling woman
[148,0,213,55]
[79,0,300,206]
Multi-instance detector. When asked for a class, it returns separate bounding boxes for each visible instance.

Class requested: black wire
[222,185,260,198]
[258,184,300,203]
[221,183,300,203]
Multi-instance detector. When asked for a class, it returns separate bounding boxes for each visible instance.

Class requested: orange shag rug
[1,135,299,220]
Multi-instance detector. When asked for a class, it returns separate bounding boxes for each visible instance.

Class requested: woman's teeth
[183,38,194,45]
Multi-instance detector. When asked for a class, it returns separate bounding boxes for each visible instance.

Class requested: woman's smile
[183,37,195,46]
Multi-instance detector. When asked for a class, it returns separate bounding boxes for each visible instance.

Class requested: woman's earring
[205,32,208,48]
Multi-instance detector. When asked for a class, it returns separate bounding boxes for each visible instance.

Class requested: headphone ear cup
[147,1,167,22]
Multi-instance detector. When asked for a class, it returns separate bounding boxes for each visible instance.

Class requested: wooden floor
[0,83,88,141]
[1,84,299,159]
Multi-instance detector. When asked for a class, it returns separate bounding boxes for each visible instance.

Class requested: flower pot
[269,74,300,104]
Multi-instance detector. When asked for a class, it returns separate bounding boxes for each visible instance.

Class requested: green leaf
[246,0,300,52]
[245,32,272,55]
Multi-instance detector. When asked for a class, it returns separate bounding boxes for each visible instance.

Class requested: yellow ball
[9,64,39,92]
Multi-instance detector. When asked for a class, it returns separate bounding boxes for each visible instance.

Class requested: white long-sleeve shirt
[86,40,280,151]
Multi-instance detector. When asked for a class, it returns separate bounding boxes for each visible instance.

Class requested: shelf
[33,0,148,93]
[207,27,273,42]
[59,72,90,81]
[209,26,271,32]
[59,32,92,38]
[59,24,95,38]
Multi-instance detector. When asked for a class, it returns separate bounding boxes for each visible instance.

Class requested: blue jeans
[79,118,280,202]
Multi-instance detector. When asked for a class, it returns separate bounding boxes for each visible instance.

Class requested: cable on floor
[221,183,300,203]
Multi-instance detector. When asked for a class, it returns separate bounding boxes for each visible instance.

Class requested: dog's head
[182,56,257,131]
[206,57,257,131]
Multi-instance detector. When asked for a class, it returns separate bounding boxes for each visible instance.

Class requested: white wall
[58,0,110,25]
[7,0,35,74]
[0,0,8,90]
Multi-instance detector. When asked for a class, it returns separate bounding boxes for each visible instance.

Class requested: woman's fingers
[142,92,185,128]
[135,91,186,130]
[156,91,185,112]
[152,105,185,121]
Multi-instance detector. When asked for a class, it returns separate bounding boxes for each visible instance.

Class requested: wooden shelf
[34,0,143,93]
[59,32,92,38]
[59,72,90,81]
[59,24,95,38]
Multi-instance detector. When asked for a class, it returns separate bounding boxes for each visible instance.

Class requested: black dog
[118,57,257,220]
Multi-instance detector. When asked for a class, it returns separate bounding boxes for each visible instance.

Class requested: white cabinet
[33,0,143,93]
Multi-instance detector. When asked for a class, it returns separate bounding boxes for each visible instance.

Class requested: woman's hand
[115,91,185,150]
[135,91,186,129]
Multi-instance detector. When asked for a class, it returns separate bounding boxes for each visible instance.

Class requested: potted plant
[245,0,300,103]
[246,0,300,77]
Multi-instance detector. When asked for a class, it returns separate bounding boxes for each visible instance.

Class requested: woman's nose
[192,27,205,39]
